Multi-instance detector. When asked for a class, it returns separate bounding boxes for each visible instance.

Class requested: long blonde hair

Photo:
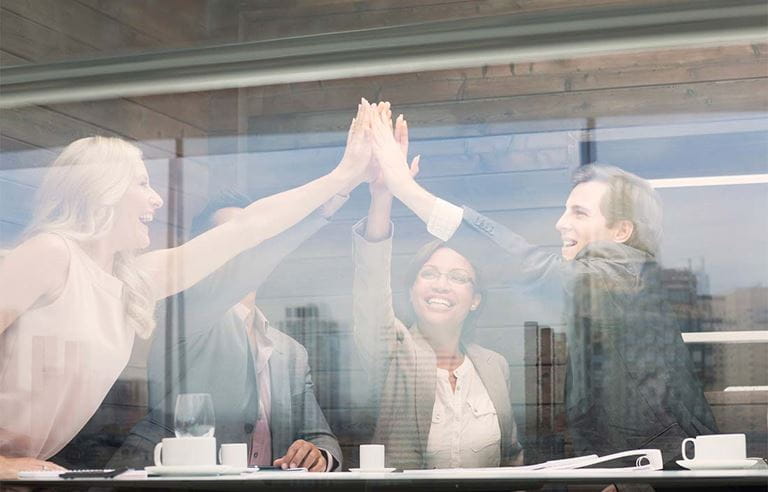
[23,136,156,338]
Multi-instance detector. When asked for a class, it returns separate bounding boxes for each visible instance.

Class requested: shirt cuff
[427,197,464,241]
[352,217,394,243]
[318,448,338,472]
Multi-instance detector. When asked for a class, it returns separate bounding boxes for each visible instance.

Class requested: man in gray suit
[110,191,344,471]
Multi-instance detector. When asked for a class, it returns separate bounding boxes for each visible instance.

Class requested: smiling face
[410,247,481,335]
[556,181,629,261]
[111,160,163,250]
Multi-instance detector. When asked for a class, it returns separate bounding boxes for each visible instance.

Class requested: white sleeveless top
[0,235,133,459]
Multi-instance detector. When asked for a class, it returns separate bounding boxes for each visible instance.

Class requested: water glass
[174,393,215,438]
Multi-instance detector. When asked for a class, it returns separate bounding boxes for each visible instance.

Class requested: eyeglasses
[418,266,475,286]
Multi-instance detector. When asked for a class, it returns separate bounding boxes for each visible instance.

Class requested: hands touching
[335,98,432,228]
[335,99,377,191]
[361,101,422,241]
[368,102,420,200]
[336,98,420,200]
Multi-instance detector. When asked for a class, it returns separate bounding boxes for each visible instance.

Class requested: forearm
[142,169,354,300]
[449,207,563,287]
[237,169,351,250]
[180,212,329,336]
[365,193,393,241]
[391,177,468,243]
[352,220,398,376]
[390,177,436,226]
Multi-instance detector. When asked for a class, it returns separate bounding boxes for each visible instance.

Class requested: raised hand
[369,102,394,197]
[370,114,420,198]
[370,103,420,197]
[364,102,420,242]
[336,99,376,189]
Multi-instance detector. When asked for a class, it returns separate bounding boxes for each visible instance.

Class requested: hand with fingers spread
[369,102,420,198]
[335,98,377,190]
[363,101,420,241]
[369,103,420,199]
[273,439,328,472]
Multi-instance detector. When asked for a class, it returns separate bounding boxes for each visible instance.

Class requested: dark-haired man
[110,191,345,471]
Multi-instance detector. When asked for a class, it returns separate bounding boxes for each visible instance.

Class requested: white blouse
[0,235,130,459]
[425,357,501,468]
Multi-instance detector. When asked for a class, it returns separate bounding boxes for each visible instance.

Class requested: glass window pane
[1,1,766,484]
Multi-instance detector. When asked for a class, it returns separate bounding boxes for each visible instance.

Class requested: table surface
[6,469,768,491]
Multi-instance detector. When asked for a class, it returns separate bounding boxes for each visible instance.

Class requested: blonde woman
[0,101,373,476]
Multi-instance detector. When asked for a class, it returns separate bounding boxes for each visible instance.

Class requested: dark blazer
[109,213,341,468]
[449,207,717,464]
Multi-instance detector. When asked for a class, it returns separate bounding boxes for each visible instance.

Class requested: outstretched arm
[369,110,434,226]
[177,209,338,340]
[366,103,420,241]
[139,101,374,302]
[369,105,562,288]
[353,103,418,385]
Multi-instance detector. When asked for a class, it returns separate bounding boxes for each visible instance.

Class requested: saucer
[227,466,259,474]
[676,458,761,470]
[145,465,233,476]
[348,467,396,473]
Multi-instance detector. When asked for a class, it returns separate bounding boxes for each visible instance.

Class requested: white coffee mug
[154,436,216,466]
[359,444,385,470]
[219,443,248,468]
[681,433,746,461]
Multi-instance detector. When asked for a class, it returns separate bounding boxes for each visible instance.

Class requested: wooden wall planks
[46,100,208,152]
[0,8,97,63]
[0,49,27,66]
[0,0,223,158]
[74,0,215,47]
[246,78,768,152]
[239,0,677,41]
[1,0,159,60]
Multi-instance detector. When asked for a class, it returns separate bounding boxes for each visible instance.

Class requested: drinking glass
[174,393,215,438]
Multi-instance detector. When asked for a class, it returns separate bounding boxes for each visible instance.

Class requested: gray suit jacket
[451,207,717,464]
[352,220,523,470]
[109,213,341,468]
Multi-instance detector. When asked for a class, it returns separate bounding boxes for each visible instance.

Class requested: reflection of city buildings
[662,265,768,390]
[662,267,719,389]
[278,305,342,409]
[713,287,768,389]
[523,322,568,462]
[522,264,767,461]
[277,304,375,468]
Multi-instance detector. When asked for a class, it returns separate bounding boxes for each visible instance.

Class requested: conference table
[6,468,768,491]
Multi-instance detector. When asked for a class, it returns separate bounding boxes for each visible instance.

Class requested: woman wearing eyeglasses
[352,103,522,470]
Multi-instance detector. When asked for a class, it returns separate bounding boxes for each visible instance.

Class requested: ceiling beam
[1,0,766,108]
